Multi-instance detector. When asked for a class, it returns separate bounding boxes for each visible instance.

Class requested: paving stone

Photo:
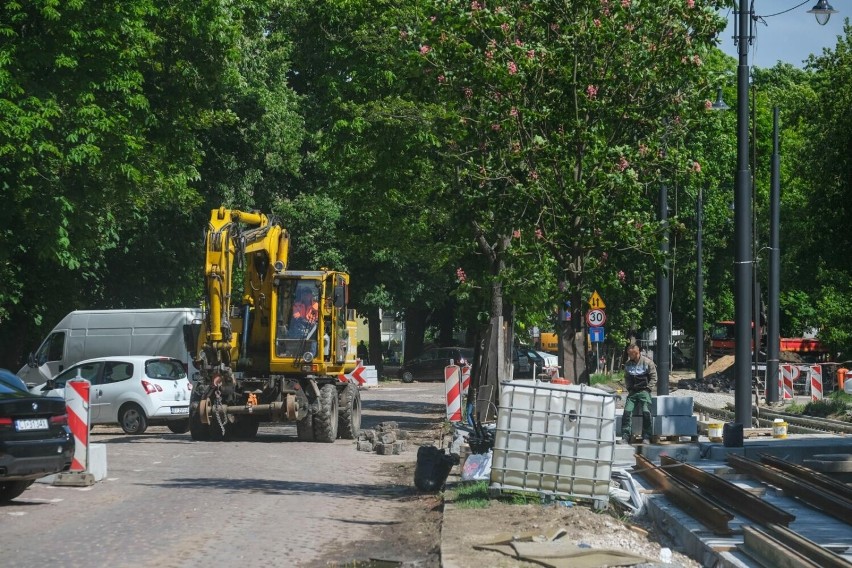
[357,441,375,452]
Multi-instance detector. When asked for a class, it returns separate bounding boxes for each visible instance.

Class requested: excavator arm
[201,207,289,376]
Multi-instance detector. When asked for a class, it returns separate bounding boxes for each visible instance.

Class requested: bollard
[54,378,95,486]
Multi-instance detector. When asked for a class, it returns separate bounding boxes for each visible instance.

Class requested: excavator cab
[271,271,356,375]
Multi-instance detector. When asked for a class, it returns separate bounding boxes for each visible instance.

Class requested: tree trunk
[367,307,383,377]
[403,305,429,362]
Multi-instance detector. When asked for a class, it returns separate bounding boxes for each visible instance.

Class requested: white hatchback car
[30,356,191,435]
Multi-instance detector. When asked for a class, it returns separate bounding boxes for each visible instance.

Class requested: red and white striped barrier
[810,364,823,401]
[340,359,367,386]
[460,365,471,396]
[779,364,798,400]
[65,379,90,472]
[444,365,462,422]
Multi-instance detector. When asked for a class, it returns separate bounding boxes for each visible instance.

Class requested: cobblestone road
[1,381,445,568]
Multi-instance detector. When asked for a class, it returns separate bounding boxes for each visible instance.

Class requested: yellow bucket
[708,423,723,442]
[772,419,788,439]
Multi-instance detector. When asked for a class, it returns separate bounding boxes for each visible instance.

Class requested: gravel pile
[669,387,734,410]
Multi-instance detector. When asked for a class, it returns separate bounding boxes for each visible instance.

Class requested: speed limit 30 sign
[586,308,606,327]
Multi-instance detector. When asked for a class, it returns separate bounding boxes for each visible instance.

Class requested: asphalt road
[1,381,446,567]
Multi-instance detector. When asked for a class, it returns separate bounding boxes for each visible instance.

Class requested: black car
[0,369,73,502]
[398,347,473,383]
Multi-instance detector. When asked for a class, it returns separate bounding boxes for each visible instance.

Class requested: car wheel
[167,419,190,434]
[337,383,361,440]
[119,403,148,435]
[0,480,34,502]
[401,370,415,383]
[313,384,339,443]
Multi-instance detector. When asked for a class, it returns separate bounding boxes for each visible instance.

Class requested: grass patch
[785,402,806,414]
[802,390,852,421]
[449,480,490,509]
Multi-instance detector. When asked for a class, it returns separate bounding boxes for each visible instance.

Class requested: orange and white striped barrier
[444,365,462,422]
[339,359,367,386]
[780,364,797,400]
[460,365,471,396]
[810,364,823,402]
[65,379,90,472]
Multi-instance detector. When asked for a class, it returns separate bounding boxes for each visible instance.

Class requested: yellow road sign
[588,291,606,309]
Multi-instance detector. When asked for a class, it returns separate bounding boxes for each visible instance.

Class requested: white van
[18,308,202,387]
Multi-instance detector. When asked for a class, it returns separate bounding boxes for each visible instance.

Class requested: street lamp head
[808,0,838,25]
[711,88,730,111]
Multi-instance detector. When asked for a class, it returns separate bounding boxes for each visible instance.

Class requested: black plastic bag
[414,445,458,492]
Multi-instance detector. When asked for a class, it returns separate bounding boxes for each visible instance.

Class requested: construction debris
[355,421,409,455]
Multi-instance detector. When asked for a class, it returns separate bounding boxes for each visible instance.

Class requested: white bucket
[707,423,723,442]
[772,419,788,439]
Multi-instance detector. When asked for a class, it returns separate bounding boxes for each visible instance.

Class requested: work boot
[642,437,652,445]
[619,434,630,445]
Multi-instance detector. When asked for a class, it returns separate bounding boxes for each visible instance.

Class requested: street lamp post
[695,186,704,384]
[733,1,753,426]
[732,0,837,426]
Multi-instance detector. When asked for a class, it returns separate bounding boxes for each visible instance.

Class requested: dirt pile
[677,355,735,392]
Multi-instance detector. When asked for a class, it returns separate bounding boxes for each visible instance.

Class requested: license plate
[170,407,189,415]
[16,418,49,431]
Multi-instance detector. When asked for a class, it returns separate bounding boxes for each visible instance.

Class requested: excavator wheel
[189,396,212,441]
[313,384,339,443]
[337,383,361,440]
[229,417,260,440]
[297,408,315,441]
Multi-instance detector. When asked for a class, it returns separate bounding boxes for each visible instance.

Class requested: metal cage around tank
[489,380,618,508]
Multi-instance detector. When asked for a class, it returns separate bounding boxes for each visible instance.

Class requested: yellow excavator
[189,207,361,442]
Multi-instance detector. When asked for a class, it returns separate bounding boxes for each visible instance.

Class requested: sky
[717,3,847,67]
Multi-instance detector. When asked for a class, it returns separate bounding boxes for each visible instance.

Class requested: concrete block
[357,441,374,452]
[361,429,377,443]
[377,421,399,432]
[380,432,397,444]
[613,443,637,467]
[376,442,396,455]
[651,395,694,417]
[396,430,409,440]
[87,443,108,482]
[616,415,645,435]
[640,444,704,463]
[393,441,407,454]
[652,416,698,437]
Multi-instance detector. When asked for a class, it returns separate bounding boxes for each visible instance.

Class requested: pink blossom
[687,0,695,7]
[594,18,601,27]
[617,156,629,172]
[624,23,634,32]
[691,161,701,173]
[601,251,609,260]
[586,84,598,99]
[704,99,712,110]
[471,1,482,10]
[430,15,437,22]
[510,107,518,117]
[535,228,543,239]
[692,55,703,66]
[501,23,510,33]
[464,87,473,99]
[550,23,560,31]
[621,0,631,7]
[638,143,649,156]
[515,38,523,47]
[456,267,467,282]
[511,142,521,153]
[508,61,518,74]
[485,50,494,60]
[529,170,539,180]
[513,229,521,238]
[491,123,501,131]
[399,30,408,40]
[618,270,626,283]
[420,45,431,55]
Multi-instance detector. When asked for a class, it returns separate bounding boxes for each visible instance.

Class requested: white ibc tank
[490,380,617,505]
